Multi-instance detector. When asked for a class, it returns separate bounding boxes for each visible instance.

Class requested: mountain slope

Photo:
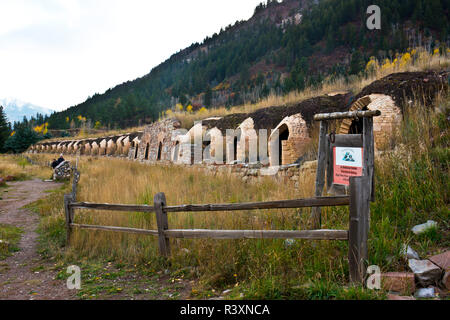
[0,98,54,124]
[44,0,449,130]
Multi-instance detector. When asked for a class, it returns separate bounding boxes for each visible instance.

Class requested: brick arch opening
[157,142,163,161]
[133,142,139,159]
[278,124,290,165]
[144,143,150,160]
[338,96,372,134]
[173,141,180,163]
[338,94,403,150]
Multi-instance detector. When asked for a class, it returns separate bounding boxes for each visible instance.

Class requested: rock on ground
[408,259,442,287]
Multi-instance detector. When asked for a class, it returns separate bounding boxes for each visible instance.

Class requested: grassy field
[0,155,53,181]
[19,89,449,300]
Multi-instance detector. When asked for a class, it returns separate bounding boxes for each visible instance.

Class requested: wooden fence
[64,175,371,284]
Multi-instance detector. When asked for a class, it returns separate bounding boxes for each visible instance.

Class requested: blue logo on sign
[342,152,355,162]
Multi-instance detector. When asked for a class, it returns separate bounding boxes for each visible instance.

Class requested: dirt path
[0,179,76,300]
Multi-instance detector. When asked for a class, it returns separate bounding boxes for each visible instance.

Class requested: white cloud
[0,0,263,111]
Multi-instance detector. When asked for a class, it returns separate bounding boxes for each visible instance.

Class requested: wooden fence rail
[64,176,371,284]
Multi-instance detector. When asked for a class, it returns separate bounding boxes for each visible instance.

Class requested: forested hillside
[14,0,450,131]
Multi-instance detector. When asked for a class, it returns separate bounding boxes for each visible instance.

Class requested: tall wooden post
[64,194,74,246]
[312,120,328,229]
[71,169,80,202]
[363,117,375,202]
[154,192,170,257]
[348,176,371,284]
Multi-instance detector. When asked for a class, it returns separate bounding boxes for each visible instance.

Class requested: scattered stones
[415,287,436,299]
[401,244,420,260]
[222,289,232,295]
[412,220,438,235]
[408,259,442,287]
[428,251,450,271]
[381,272,415,294]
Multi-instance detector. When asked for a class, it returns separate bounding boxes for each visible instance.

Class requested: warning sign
[333,147,363,186]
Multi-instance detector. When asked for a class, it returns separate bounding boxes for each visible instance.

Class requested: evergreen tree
[3,124,40,154]
[0,106,10,153]
[204,85,212,108]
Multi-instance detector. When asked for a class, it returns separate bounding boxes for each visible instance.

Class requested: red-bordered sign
[333,147,363,186]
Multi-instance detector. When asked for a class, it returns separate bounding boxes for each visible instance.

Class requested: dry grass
[0,155,53,180]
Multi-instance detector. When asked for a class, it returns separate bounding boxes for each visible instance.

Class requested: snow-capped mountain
[0,98,54,124]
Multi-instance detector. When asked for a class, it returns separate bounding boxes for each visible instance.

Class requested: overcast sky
[0,0,264,111]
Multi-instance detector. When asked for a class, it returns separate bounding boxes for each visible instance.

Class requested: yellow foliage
[433,48,440,55]
[66,117,70,123]
[10,131,15,137]
[176,103,184,112]
[186,105,193,113]
[365,57,377,73]
[399,52,411,68]
[34,123,45,133]
[199,107,207,113]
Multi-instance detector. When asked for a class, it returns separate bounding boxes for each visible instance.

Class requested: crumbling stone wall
[136,118,182,162]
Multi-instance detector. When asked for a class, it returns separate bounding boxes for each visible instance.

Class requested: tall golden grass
[0,155,52,180]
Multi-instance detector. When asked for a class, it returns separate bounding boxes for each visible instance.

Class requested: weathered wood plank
[71,224,158,236]
[64,194,74,246]
[164,196,350,213]
[154,193,170,257]
[312,121,329,229]
[314,110,381,121]
[363,117,375,202]
[70,202,155,213]
[164,229,348,240]
[348,176,371,284]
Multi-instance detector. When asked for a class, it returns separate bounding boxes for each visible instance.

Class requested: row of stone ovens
[28,92,405,167]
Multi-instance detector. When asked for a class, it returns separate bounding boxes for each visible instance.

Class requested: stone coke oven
[127,132,143,160]
[201,115,245,164]
[105,136,123,156]
[136,119,182,163]
[267,93,353,166]
[339,71,448,150]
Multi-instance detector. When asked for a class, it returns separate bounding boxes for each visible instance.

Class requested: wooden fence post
[154,192,170,257]
[363,117,375,202]
[64,194,74,246]
[348,176,370,284]
[71,169,80,202]
[312,120,328,229]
